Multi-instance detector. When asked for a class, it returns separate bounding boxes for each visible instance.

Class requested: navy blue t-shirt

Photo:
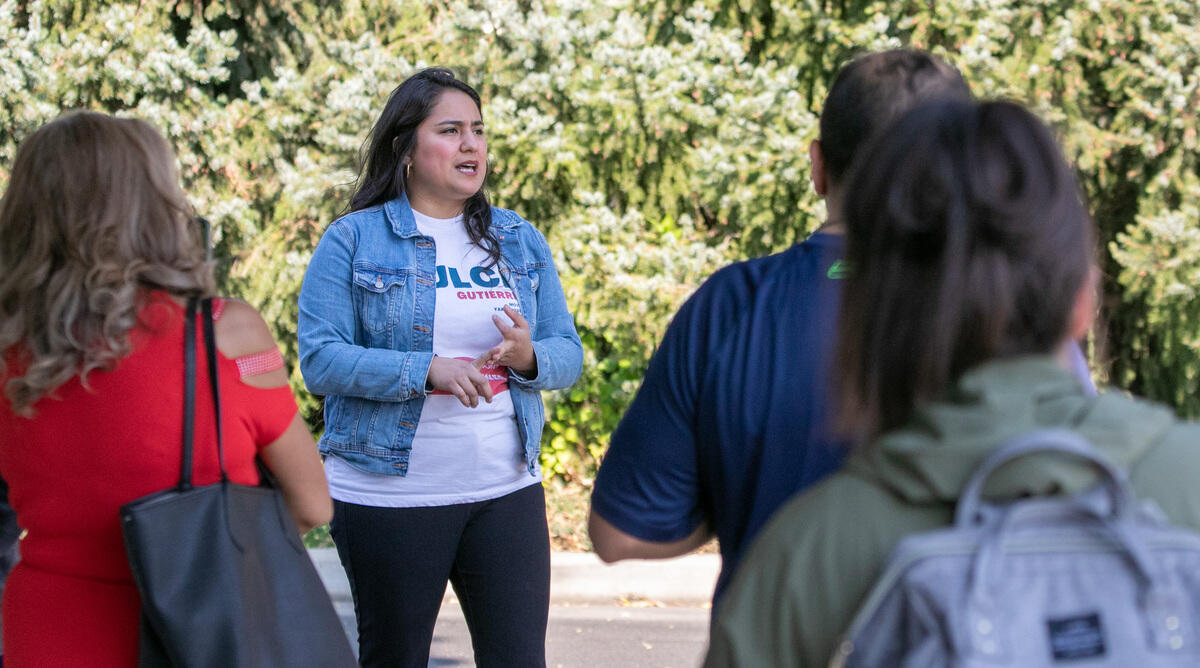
[592,233,848,602]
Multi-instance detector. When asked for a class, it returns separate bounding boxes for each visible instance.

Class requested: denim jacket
[298,194,583,476]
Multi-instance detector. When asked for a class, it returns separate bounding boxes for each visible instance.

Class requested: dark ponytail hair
[835,100,1095,444]
[347,68,499,267]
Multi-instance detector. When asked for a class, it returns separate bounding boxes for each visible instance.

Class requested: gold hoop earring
[405,163,412,181]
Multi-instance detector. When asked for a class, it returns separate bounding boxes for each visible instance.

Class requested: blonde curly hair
[0,111,214,414]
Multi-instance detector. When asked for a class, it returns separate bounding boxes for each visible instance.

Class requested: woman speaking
[298,68,582,667]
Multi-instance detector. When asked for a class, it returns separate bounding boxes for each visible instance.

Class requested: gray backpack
[830,429,1200,667]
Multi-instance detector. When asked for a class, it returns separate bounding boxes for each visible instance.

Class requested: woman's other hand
[483,305,537,377]
[427,356,494,408]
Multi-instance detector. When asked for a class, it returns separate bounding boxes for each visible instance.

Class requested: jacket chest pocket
[353,265,409,333]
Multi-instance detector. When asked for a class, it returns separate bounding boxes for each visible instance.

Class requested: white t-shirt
[326,210,540,507]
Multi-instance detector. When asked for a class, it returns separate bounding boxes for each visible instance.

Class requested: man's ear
[1068,267,1100,340]
[809,139,828,198]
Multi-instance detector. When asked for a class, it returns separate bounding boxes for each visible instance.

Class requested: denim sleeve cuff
[400,351,436,400]
[510,336,582,392]
[508,341,546,387]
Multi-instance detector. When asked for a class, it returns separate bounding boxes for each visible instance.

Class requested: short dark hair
[835,100,1095,443]
[819,49,971,185]
[348,67,499,266]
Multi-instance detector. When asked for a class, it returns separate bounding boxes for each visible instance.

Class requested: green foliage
[1111,184,1200,415]
[543,198,731,478]
[303,523,333,548]
[660,0,1200,413]
[1,0,1198,474]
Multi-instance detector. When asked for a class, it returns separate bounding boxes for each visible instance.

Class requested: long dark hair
[347,68,499,266]
[835,100,1095,444]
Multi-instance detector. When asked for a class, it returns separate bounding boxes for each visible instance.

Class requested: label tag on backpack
[1046,612,1106,660]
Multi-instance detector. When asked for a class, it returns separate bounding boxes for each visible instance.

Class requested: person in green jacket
[704,99,1200,668]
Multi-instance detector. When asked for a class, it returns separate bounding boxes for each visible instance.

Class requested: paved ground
[312,548,719,668]
[541,605,709,668]
[352,601,711,668]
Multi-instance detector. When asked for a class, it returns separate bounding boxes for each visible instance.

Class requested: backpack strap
[954,429,1134,528]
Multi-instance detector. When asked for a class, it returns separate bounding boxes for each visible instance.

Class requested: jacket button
[374,276,384,288]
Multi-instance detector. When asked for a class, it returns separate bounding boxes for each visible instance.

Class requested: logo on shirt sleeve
[826,259,852,279]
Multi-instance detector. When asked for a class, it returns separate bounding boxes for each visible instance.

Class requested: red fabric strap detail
[210,297,226,321]
[233,349,284,378]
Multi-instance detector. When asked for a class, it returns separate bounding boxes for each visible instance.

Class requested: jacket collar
[383,193,519,238]
[383,193,421,239]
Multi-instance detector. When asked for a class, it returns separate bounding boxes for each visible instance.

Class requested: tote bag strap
[178,297,228,489]
[199,297,228,482]
[179,297,198,490]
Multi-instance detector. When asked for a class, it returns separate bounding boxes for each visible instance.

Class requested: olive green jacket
[705,356,1200,668]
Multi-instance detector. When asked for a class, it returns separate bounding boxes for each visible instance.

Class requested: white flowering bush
[1,0,1198,477]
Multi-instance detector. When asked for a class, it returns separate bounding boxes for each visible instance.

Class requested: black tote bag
[120,297,356,667]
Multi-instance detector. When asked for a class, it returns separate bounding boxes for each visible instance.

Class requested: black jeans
[332,483,550,668]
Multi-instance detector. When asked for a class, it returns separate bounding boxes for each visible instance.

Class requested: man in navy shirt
[588,50,974,604]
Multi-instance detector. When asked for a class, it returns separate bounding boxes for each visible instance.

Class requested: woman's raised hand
[483,305,537,377]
